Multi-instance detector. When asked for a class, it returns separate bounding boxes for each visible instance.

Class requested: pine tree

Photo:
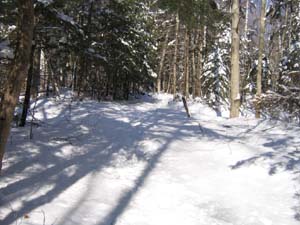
[202,26,230,114]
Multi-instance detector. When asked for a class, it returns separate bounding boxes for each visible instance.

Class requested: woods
[0,0,300,169]
[1,1,300,224]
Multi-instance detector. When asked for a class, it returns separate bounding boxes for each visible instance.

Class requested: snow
[0,40,14,59]
[119,38,131,47]
[0,93,299,225]
[167,40,175,46]
[37,0,54,6]
[57,12,76,25]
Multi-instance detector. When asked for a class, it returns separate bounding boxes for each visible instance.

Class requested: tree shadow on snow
[0,99,230,225]
[230,130,300,221]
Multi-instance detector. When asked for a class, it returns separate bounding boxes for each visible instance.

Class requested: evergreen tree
[202,27,230,114]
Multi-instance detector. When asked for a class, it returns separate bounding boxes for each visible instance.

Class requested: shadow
[230,128,300,221]
[2,96,300,224]
[235,118,266,137]
[0,97,230,225]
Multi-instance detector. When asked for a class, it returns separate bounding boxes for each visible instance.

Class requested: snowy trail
[0,94,300,225]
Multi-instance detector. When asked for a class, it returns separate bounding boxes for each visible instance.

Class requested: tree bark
[172,12,180,97]
[0,0,34,172]
[244,0,249,38]
[31,47,41,99]
[157,24,170,93]
[19,44,35,127]
[191,32,196,98]
[182,96,190,118]
[195,28,203,97]
[240,0,249,103]
[184,27,190,98]
[230,0,240,118]
[255,0,266,118]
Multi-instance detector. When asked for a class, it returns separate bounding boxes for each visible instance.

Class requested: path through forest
[0,94,299,225]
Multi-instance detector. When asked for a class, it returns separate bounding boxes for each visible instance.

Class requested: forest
[0,0,300,225]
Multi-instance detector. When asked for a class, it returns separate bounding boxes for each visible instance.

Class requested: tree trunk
[48,60,60,96]
[195,28,203,97]
[184,27,190,98]
[157,24,170,93]
[172,12,180,97]
[255,0,266,118]
[182,97,190,118]
[0,0,34,172]
[72,55,78,92]
[19,44,35,127]
[240,0,249,103]
[31,47,41,99]
[166,69,172,93]
[244,0,249,38]
[230,0,240,118]
[191,32,196,98]
[46,61,50,97]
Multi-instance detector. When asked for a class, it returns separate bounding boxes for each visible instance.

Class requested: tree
[0,0,34,172]
[202,26,230,114]
[157,0,224,97]
[172,11,180,96]
[157,22,170,93]
[255,0,266,118]
[230,0,240,118]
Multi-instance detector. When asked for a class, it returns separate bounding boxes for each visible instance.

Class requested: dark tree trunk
[19,45,35,127]
[0,0,34,172]
[31,47,41,99]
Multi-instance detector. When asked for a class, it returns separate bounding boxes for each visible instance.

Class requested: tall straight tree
[157,23,170,93]
[172,11,180,96]
[255,0,266,118]
[184,27,190,97]
[0,0,34,172]
[230,0,240,118]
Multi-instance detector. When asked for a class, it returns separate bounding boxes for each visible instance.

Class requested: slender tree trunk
[280,6,289,58]
[230,0,240,118]
[48,59,60,95]
[166,70,172,93]
[0,0,34,172]
[20,44,35,127]
[72,55,78,92]
[77,2,93,98]
[77,56,86,97]
[244,0,249,38]
[191,37,196,98]
[157,24,170,93]
[172,12,180,97]
[46,61,50,97]
[255,0,266,118]
[31,47,41,99]
[240,0,250,103]
[184,27,190,98]
[195,28,203,97]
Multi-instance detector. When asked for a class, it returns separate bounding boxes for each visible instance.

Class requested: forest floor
[0,93,300,225]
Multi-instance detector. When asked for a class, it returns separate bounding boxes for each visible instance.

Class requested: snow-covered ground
[0,93,299,225]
